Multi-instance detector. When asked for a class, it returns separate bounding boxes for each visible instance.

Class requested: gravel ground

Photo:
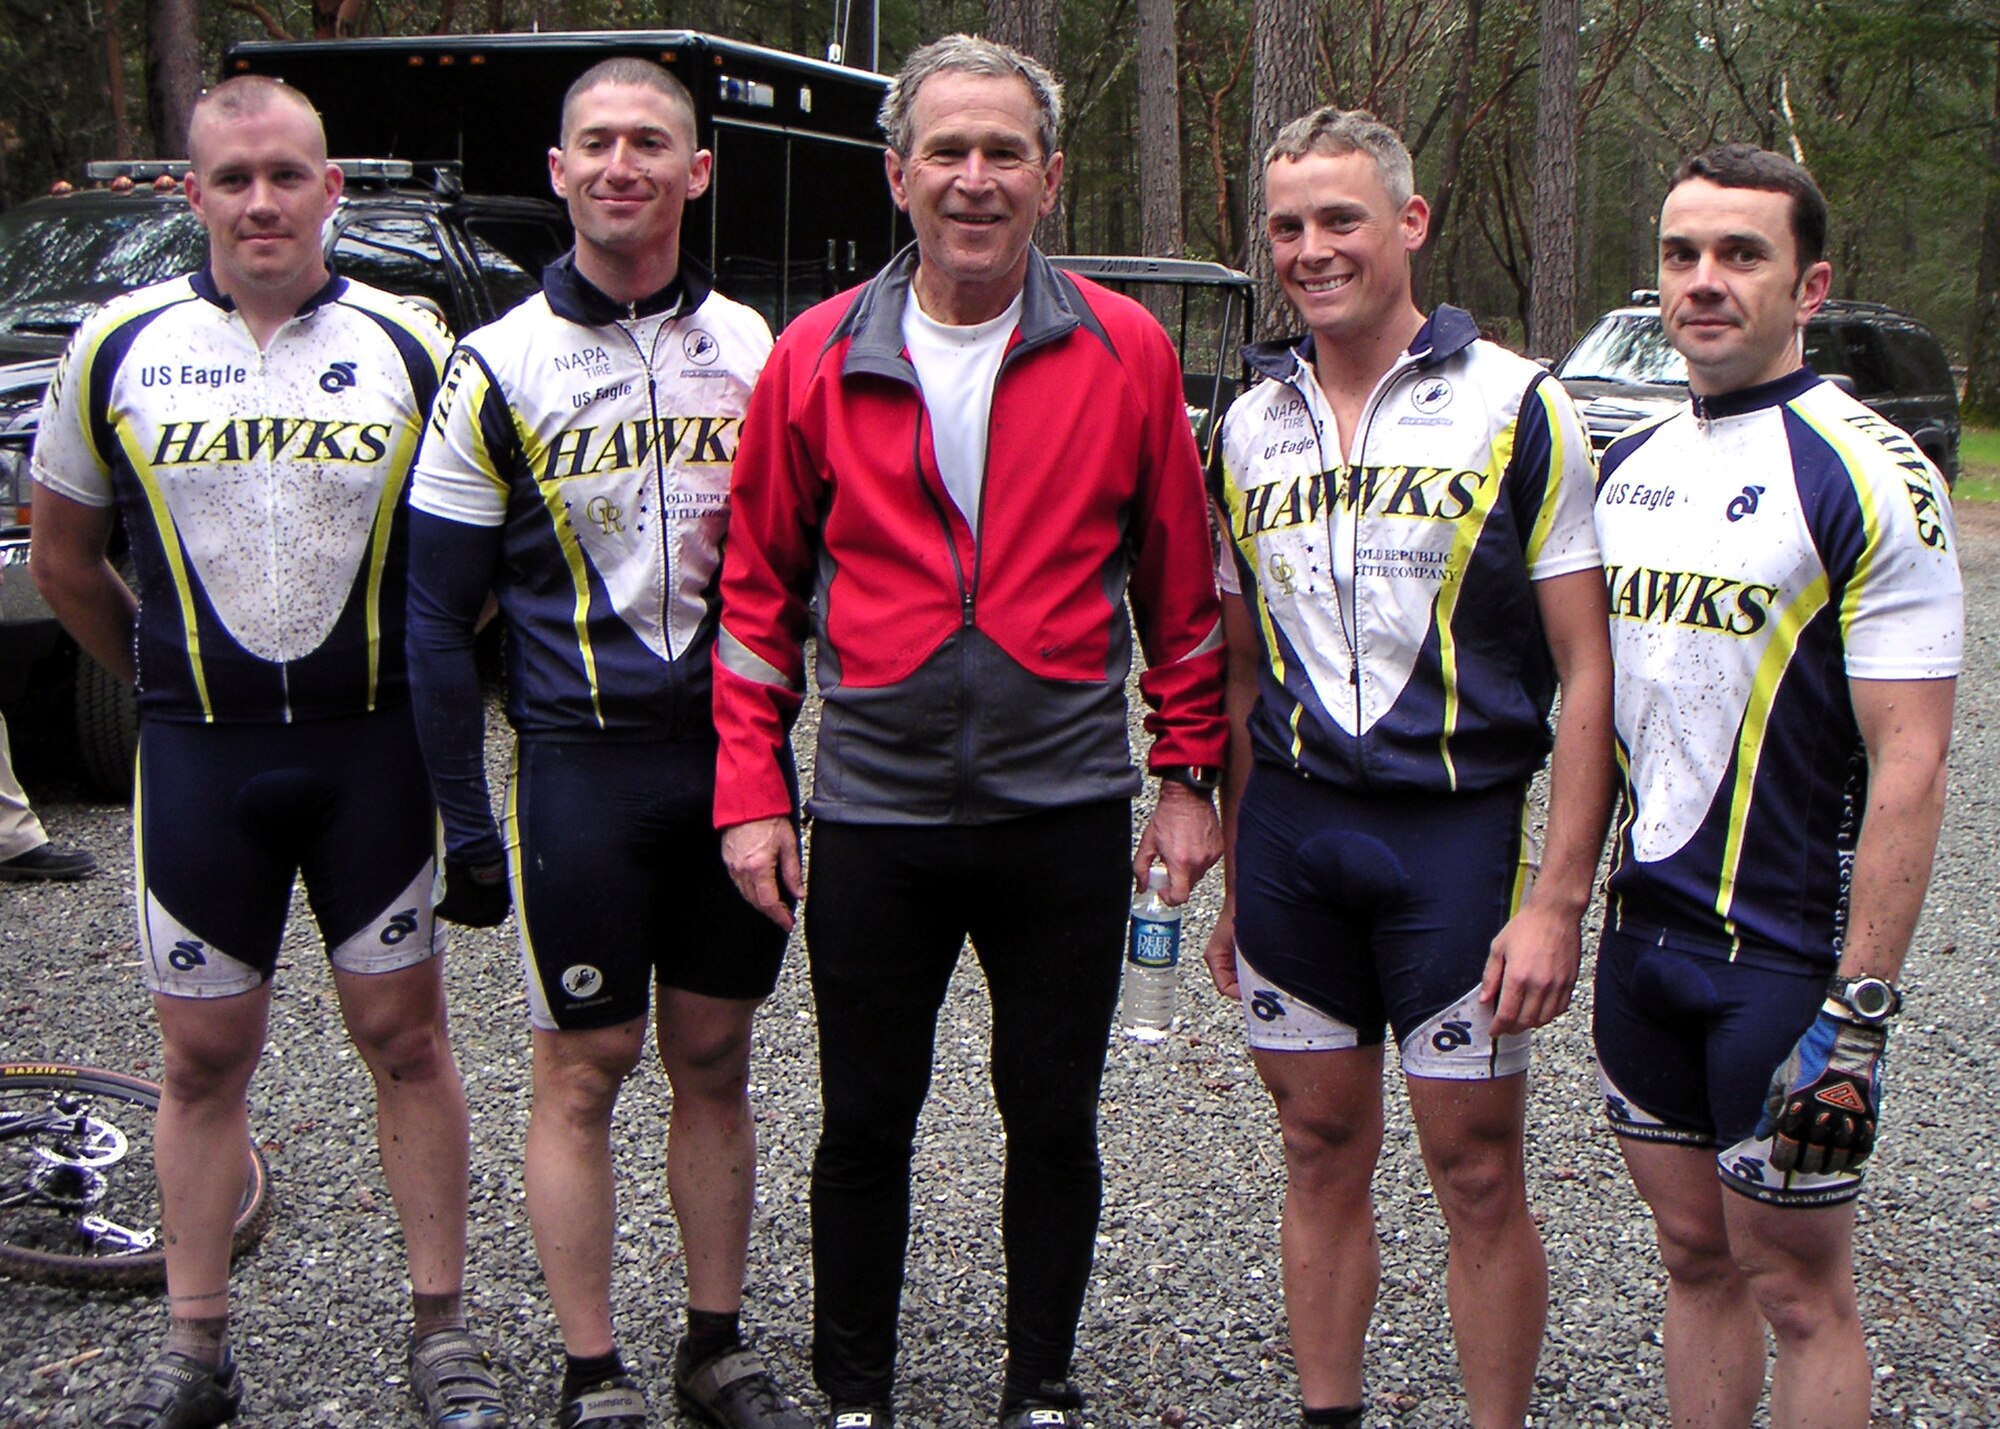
[2,505,1996,1429]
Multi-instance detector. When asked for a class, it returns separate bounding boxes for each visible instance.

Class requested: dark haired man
[407,57,805,1429]
[31,76,502,1429]
[1592,142,1960,1427]
[715,32,1225,1429]
[1206,106,1613,1429]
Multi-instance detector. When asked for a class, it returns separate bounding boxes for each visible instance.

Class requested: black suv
[0,160,569,795]
[1556,293,1961,483]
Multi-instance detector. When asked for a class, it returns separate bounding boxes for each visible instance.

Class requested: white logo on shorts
[560,964,604,999]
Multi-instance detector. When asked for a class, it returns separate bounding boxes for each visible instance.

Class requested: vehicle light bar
[83,158,416,184]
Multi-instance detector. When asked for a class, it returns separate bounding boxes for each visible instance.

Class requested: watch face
[1849,980,1895,1018]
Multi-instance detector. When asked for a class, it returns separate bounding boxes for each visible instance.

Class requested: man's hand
[1757,1008,1887,1175]
[1133,781,1222,904]
[436,856,510,928]
[1202,901,1240,999]
[1479,899,1582,1036]
[722,816,802,931]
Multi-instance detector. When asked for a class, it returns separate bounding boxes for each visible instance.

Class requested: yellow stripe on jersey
[66,287,191,477]
[339,285,452,381]
[115,424,214,721]
[1713,572,1831,925]
[1522,381,1573,568]
[1787,402,1885,640]
[1221,456,1306,763]
[1431,424,1514,788]
[361,422,422,710]
[515,397,607,728]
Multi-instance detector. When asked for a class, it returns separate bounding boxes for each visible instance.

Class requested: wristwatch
[1156,765,1221,797]
[1826,974,1902,1025]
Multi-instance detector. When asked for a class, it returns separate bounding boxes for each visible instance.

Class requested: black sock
[1302,1406,1365,1428]
[684,1307,742,1361]
[1000,1374,1077,1414]
[562,1348,626,1401]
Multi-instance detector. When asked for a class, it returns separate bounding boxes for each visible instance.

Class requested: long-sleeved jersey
[407,256,771,862]
[1594,367,1962,966]
[713,246,1226,829]
[32,269,448,723]
[1213,308,1599,792]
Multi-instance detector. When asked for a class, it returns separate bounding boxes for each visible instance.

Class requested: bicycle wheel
[0,1063,271,1290]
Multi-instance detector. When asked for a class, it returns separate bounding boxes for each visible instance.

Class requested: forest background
[4,0,1999,418]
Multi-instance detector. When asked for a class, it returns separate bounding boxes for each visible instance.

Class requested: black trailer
[225,30,907,331]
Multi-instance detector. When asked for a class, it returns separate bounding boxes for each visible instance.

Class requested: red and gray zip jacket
[713,246,1226,829]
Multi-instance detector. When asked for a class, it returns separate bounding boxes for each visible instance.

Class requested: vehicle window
[709,122,791,332]
[0,204,208,326]
[330,214,461,329]
[1556,314,1687,385]
[1882,329,1954,397]
[1802,323,1846,377]
[458,225,547,316]
[1836,324,1893,398]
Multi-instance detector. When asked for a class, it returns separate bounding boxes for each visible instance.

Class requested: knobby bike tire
[0,1063,271,1289]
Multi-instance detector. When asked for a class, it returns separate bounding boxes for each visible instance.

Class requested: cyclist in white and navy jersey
[405,59,805,1429]
[1592,143,1960,1429]
[29,77,504,1429]
[1205,108,1615,1429]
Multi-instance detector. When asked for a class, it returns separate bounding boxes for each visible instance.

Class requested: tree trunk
[1248,0,1318,336]
[1527,0,1579,359]
[1417,0,1484,303]
[985,0,1065,249]
[1964,38,2000,423]
[146,0,201,159]
[1135,0,1181,258]
[104,0,134,160]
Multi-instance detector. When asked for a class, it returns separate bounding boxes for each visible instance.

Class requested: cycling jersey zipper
[615,309,679,669]
[1316,349,1425,784]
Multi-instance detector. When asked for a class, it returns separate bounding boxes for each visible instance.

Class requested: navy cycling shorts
[1594,918,1862,1206]
[135,707,441,998]
[507,738,788,1030]
[1230,764,1535,1079]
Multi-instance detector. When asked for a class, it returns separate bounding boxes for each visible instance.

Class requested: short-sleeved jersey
[31,270,449,724]
[412,258,771,738]
[1213,306,1599,793]
[1594,367,1962,967]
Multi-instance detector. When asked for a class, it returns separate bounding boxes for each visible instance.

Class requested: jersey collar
[189,266,347,318]
[1242,302,1482,384]
[542,251,713,326]
[1687,366,1821,423]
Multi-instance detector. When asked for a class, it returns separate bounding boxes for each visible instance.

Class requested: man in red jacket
[713,32,1226,1429]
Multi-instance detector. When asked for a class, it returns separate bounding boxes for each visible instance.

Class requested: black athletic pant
[805,800,1131,1404]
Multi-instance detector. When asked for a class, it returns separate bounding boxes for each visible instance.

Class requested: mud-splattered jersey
[32,269,448,723]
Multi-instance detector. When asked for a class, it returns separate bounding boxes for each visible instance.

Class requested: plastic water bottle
[1122,865,1181,1042]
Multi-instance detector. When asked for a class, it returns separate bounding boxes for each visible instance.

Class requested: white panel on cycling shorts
[1717,1127,1862,1207]
[1237,949,1361,1052]
[328,859,443,975]
[1403,983,1528,1081]
[141,890,263,998]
